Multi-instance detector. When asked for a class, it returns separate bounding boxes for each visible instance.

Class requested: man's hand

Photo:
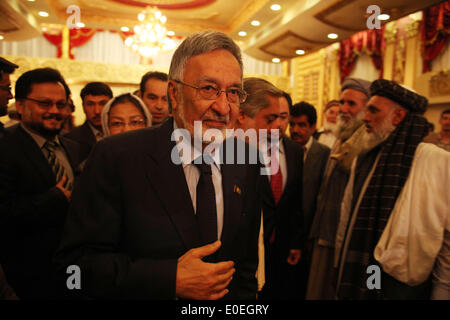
[56,176,72,201]
[287,249,301,265]
[176,240,235,300]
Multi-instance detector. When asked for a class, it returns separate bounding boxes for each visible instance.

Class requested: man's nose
[94,104,103,114]
[212,91,230,116]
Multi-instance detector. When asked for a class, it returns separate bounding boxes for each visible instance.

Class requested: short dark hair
[140,71,168,94]
[15,68,71,100]
[281,91,292,109]
[80,82,113,101]
[290,101,317,126]
[0,57,18,75]
[441,108,450,117]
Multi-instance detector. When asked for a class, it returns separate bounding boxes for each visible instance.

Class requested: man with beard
[314,100,340,148]
[0,57,18,139]
[65,82,112,161]
[235,77,303,299]
[335,79,449,299]
[424,108,450,152]
[0,68,83,299]
[55,31,262,300]
[307,77,371,299]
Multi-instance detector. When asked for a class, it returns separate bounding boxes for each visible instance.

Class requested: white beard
[361,115,396,152]
[333,110,364,141]
[323,118,337,133]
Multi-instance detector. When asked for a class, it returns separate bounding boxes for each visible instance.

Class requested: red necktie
[270,148,283,205]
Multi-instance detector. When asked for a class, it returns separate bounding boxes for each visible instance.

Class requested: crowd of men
[0,30,449,300]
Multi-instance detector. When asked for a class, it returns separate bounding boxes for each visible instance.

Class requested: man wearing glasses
[0,68,83,299]
[57,31,262,300]
[0,57,18,139]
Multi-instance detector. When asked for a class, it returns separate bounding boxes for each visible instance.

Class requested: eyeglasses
[0,85,12,93]
[24,97,67,110]
[173,79,247,103]
[109,119,146,129]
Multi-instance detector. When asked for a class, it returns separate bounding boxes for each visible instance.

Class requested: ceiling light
[251,20,260,26]
[327,33,338,39]
[378,14,390,21]
[125,6,176,57]
[272,58,280,63]
[270,4,281,11]
[121,26,130,32]
[27,0,36,2]
[238,31,247,37]
[167,31,175,36]
[42,27,48,32]
[0,35,4,40]
[38,11,49,17]
[296,49,305,55]
[76,22,85,28]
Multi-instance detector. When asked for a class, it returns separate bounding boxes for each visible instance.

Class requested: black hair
[0,57,18,75]
[441,108,450,117]
[15,67,71,100]
[80,82,113,100]
[140,71,168,95]
[290,101,317,126]
[281,91,293,109]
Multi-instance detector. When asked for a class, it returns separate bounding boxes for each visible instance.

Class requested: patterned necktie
[44,141,72,191]
[270,147,283,205]
[194,160,218,246]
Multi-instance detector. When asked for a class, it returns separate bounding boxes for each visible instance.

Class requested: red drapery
[43,28,96,59]
[338,26,385,83]
[421,1,450,73]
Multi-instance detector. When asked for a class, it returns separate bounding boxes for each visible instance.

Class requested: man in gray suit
[289,101,330,298]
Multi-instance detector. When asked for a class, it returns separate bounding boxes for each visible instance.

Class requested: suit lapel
[16,126,55,185]
[279,138,296,202]
[143,119,201,250]
[218,157,244,258]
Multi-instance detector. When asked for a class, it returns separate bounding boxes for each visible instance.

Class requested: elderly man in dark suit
[64,82,112,161]
[0,68,83,299]
[55,31,262,300]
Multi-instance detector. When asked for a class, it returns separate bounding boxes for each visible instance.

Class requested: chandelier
[125,6,176,57]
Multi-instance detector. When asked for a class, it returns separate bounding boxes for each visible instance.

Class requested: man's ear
[392,107,407,126]
[15,100,24,116]
[168,81,179,113]
[311,123,317,133]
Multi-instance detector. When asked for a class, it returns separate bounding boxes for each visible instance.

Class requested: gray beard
[334,117,363,141]
[323,119,337,133]
[360,118,396,153]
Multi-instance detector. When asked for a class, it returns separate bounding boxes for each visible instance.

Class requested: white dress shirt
[173,120,224,240]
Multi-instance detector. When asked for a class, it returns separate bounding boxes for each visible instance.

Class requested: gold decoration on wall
[393,37,406,84]
[430,71,450,97]
[406,21,420,38]
[385,22,398,44]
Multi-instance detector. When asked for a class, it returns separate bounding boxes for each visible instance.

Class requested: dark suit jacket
[55,118,262,299]
[64,121,97,161]
[261,137,304,256]
[302,138,330,238]
[0,125,83,299]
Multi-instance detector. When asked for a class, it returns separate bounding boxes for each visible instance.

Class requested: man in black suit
[0,57,18,139]
[0,68,83,299]
[55,31,262,300]
[289,101,330,298]
[65,82,112,160]
[235,77,303,299]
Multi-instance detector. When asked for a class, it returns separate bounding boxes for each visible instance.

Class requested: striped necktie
[43,140,72,191]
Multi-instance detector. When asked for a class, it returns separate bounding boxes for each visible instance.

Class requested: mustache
[43,114,64,121]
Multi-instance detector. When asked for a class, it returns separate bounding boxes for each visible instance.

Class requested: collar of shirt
[173,119,221,171]
[304,136,313,154]
[21,123,60,149]
[87,121,103,140]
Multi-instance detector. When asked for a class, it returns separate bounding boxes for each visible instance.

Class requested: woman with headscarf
[101,93,152,137]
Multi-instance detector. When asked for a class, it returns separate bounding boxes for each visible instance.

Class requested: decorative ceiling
[0,0,445,62]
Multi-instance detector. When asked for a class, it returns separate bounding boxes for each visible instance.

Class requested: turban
[341,78,372,97]
[370,79,428,114]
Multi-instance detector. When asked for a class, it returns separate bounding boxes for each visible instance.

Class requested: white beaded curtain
[348,53,380,82]
[0,36,57,58]
[0,31,283,76]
